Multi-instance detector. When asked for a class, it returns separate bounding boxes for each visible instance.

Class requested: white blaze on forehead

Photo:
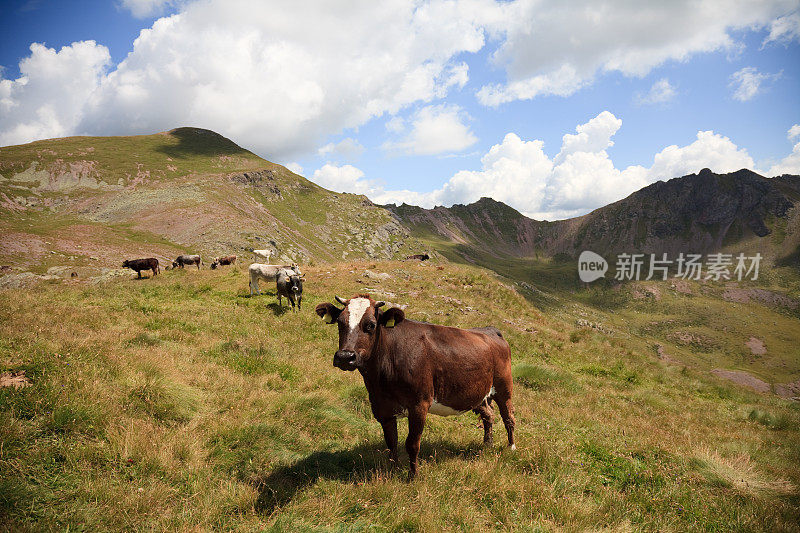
[346,298,371,331]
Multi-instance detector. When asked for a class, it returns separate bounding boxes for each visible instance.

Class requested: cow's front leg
[378,417,398,465]
[406,406,428,481]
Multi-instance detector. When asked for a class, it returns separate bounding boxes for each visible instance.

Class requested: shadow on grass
[156,127,250,159]
[251,439,485,515]
[266,302,288,316]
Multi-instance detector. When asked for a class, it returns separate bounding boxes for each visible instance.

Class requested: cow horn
[374,301,385,308]
[335,295,348,305]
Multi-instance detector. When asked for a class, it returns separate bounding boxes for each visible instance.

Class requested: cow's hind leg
[494,389,515,450]
[378,417,398,465]
[473,400,494,445]
[406,407,428,481]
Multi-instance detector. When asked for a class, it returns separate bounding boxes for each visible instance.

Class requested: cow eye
[364,322,376,333]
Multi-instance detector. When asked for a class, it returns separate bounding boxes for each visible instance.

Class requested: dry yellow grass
[1,260,799,531]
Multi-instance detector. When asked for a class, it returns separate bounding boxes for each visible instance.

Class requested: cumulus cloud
[764,124,800,176]
[0,41,110,147]
[312,163,376,195]
[1,0,490,156]
[317,137,365,159]
[360,112,762,220]
[285,162,303,175]
[119,0,177,18]
[635,78,677,105]
[383,104,478,156]
[478,0,796,106]
[729,66,781,101]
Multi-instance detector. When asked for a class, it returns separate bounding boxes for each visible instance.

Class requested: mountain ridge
[387,168,800,267]
[2,128,798,278]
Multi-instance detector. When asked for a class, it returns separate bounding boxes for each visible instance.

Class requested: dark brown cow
[122,258,160,278]
[315,295,515,479]
[210,255,237,269]
[405,253,430,261]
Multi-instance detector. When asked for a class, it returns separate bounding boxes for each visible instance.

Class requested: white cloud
[370,112,762,220]
[0,0,491,156]
[763,12,800,45]
[312,163,376,195]
[645,130,754,181]
[383,104,478,156]
[635,78,677,105]
[285,162,303,175]
[119,0,176,18]
[729,66,780,102]
[317,137,365,160]
[478,0,796,106]
[0,41,110,147]
[764,124,800,176]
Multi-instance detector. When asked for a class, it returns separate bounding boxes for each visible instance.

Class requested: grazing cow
[249,263,302,295]
[70,272,78,278]
[406,253,430,261]
[315,295,515,479]
[173,254,202,269]
[276,269,303,311]
[252,249,272,262]
[122,258,160,278]
[211,255,237,269]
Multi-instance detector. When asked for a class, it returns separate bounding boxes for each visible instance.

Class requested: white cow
[249,263,302,295]
[252,249,272,262]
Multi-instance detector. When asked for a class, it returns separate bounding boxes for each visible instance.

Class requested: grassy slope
[0,129,418,269]
[2,261,799,531]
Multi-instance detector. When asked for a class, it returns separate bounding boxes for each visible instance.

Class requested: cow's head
[287,274,303,293]
[315,294,405,371]
[122,260,130,268]
[210,261,219,270]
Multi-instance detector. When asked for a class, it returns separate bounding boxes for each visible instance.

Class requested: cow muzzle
[333,350,358,371]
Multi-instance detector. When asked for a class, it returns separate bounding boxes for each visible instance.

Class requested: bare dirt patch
[774,379,800,399]
[745,337,766,355]
[0,371,31,389]
[711,369,771,394]
[654,343,682,365]
[633,284,661,300]
[669,279,692,294]
[722,287,798,309]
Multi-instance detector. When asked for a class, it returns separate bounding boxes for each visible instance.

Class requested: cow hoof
[510,444,517,451]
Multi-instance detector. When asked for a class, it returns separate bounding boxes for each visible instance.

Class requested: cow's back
[381,320,502,411]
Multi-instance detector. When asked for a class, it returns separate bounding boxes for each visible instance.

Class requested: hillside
[388,168,800,266]
[1,260,799,530]
[0,128,418,277]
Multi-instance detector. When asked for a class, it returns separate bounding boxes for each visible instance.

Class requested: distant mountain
[2,129,797,279]
[388,168,800,267]
[0,128,417,271]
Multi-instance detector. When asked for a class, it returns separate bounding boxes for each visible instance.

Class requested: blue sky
[1,0,799,219]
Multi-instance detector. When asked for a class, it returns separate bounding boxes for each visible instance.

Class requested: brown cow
[315,294,515,479]
[122,258,160,278]
[211,255,237,269]
[405,253,430,261]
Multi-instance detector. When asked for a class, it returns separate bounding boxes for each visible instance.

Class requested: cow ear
[315,303,341,324]
[379,307,405,328]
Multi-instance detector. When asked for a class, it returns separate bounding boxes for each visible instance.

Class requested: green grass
[1,260,799,531]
